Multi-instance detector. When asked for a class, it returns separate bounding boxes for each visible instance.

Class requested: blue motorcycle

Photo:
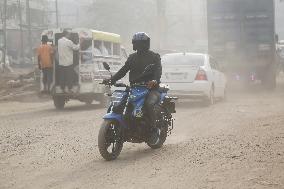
[98,63,177,161]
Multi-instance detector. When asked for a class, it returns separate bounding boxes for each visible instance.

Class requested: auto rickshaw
[41,28,128,109]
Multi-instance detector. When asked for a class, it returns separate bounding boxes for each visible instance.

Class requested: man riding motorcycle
[104,32,162,137]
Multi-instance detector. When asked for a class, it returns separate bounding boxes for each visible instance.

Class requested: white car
[161,53,227,105]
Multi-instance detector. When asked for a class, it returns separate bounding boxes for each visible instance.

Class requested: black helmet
[132,32,150,51]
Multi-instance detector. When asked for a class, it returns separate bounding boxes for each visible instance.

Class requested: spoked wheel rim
[105,123,122,156]
[98,121,124,161]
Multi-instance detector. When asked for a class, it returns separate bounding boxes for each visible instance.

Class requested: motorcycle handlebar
[114,83,127,87]
[100,81,148,88]
[131,84,147,87]
[99,81,128,88]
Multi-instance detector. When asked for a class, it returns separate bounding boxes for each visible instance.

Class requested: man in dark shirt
[109,32,162,130]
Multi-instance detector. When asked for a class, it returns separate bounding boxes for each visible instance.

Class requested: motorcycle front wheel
[98,120,123,161]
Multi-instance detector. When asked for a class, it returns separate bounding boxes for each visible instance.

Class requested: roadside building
[0,0,49,64]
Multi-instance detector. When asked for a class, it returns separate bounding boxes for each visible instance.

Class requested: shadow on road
[0,103,104,120]
[61,104,104,112]
[176,100,208,109]
[93,144,171,164]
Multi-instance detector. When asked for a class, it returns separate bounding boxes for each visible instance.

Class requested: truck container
[207,0,276,88]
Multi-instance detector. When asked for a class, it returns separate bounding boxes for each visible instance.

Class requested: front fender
[103,113,126,128]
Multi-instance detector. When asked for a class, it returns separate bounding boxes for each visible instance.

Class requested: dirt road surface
[0,85,284,189]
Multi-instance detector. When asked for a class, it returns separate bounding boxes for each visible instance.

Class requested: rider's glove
[147,80,158,89]
[102,79,114,85]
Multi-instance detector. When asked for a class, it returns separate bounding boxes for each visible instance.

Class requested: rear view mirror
[103,62,110,71]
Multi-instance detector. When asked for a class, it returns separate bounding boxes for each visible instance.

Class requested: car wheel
[84,98,93,105]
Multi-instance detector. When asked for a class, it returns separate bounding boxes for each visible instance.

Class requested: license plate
[166,73,186,80]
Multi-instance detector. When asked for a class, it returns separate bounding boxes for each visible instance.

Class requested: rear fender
[103,113,127,128]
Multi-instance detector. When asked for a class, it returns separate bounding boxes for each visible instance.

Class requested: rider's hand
[103,79,113,85]
[147,80,158,89]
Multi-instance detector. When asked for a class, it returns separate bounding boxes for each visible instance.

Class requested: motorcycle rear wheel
[146,105,168,149]
[146,126,167,149]
[98,120,123,161]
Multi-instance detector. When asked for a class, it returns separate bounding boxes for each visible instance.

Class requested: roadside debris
[0,68,40,102]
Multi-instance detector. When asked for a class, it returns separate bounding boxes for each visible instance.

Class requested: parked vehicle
[161,53,226,105]
[98,63,177,161]
[41,28,128,109]
[207,0,277,89]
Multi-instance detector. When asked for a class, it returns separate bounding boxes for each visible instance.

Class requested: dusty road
[0,85,284,189]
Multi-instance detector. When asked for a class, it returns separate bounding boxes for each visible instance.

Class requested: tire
[204,87,214,106]
[98,120,123,161]
[146,105,168,149]
[53,96,65,110]
[146,127,168,149]
[84,99,93,105]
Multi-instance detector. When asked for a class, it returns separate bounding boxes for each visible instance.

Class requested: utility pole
[26,0,33,62]
[55,0,59,27]
[18,0,24,62]
[3,0,7,70]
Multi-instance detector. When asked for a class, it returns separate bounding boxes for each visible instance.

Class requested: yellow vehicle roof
[92,30,121,43]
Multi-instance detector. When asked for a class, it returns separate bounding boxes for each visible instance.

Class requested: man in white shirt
[58,30,80,92]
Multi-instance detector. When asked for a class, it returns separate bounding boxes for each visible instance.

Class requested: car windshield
[162,54,205,66]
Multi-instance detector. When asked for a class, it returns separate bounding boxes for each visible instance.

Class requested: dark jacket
[112,50,162,84]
